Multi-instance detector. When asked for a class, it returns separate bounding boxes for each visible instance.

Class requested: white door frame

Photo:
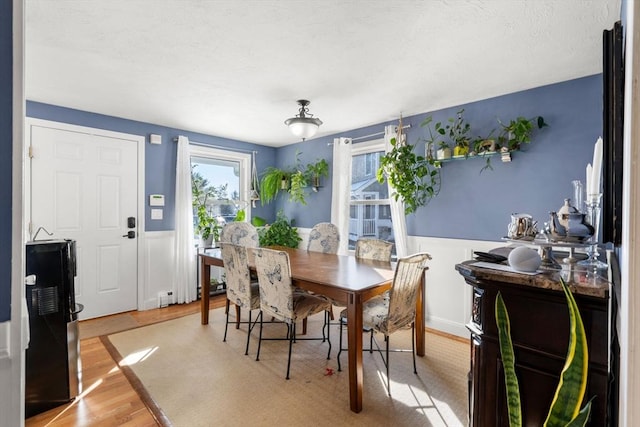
[24,118,146,312]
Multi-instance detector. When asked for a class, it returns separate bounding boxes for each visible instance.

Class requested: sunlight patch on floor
[43,379,103,426]
[118,346,159,366]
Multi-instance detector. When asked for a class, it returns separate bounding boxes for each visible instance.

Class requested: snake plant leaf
[543,278,589,427]
[495,292,522,427]
[565,397,594,427]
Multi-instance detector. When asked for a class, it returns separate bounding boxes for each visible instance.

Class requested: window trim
[348,138,392,251]
[189,144,252,220]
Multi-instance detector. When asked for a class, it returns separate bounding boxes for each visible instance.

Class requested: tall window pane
[349,149,394,253]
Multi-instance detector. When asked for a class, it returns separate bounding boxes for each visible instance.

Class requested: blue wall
[0,0,13,322]
[28,75,603,244]
[26,102,278,230]
[277,75,602,241]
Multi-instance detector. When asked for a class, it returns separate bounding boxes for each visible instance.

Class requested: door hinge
[28,146,33,158]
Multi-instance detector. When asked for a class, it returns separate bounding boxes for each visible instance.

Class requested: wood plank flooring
[25,296,226,427]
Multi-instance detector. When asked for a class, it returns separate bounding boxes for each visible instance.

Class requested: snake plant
[495,278,593,427]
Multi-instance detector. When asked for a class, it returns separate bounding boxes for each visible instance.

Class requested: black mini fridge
[25,239,83,418]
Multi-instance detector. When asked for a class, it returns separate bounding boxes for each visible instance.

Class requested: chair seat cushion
[292,293,331,322]
[339,290,412,335]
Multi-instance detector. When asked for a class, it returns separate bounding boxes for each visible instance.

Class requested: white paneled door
[29,124,139,319]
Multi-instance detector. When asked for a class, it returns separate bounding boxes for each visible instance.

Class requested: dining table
[199,246,426,413]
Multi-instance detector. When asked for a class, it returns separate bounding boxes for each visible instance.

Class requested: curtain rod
[173,137,257,154]
[327,124,412,145]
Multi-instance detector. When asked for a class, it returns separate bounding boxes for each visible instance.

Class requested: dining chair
[333,237,395,330]
[219,222,259,248]
[220,243,260,355]
[306,222,340,254]
[355,238,394,262]
[253,247,332,379]
[337,252,432,395]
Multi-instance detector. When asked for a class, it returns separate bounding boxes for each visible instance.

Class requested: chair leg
[302,318,307,335]
[235,305,241,329]
[325,311,332,360]
[225,298,230,315]
[244,311,253,356]
[369,329,374,353]
[385,335,391,396]
[286,323,295,380]
[337,317,344,372]
[255,312,264,362]
[223,300,231,342]
[411,322,417,374]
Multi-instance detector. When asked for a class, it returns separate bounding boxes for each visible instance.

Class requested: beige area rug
[80,313,139,339]
[107,309,469,427]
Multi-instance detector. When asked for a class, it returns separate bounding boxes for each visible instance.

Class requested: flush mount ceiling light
[284,99,323,141]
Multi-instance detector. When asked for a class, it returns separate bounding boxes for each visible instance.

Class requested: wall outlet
[158,291,169,308]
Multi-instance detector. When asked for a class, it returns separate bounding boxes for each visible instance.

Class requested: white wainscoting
[408,236,504,338]
[142,231,176,309]
[0,321,8,360]
[141,229,504,338]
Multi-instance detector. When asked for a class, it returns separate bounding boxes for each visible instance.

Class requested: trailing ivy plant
[496,278,594,427]
[258,210,302,248]
[376,136,441,215]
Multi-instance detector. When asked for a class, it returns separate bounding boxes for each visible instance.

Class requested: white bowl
[508,246,541,272]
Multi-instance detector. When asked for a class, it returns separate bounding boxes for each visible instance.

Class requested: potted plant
[444,109,472,157]
[258,210,302,248]
[259,151,320,205]
[421,115,451,161]
[305,158,329,191]
[496,278,594,426]
[376,134,441,215]
[498,115,548,151]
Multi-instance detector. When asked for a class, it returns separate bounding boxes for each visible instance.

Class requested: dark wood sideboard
[455,262,612,426]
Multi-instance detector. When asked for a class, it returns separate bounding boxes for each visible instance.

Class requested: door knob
[122,231,136,239]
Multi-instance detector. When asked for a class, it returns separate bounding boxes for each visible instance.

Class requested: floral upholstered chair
[355,238,394,262]
[253,247,332,379]
[337,252,432,395]
[220,243,261,355]
[219,222,259,248]
[306,222,340,254]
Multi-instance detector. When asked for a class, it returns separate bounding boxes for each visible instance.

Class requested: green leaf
[543,278,590,427]
[496,292,522,427]
[565,398,594,427]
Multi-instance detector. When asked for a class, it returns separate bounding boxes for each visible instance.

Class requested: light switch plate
[151,208,163,220]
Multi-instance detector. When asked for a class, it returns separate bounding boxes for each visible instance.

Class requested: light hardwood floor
[25,296,226,427]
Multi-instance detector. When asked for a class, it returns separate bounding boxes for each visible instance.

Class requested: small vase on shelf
[577,193,608,271]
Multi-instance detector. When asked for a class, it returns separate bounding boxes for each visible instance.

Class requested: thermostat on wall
[149,194,165,206]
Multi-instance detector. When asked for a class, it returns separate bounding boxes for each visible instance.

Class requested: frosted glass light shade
[285,117,322,140]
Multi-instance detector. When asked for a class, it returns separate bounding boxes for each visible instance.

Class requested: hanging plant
[376,119,441,215]
[249,151,260,207]
[259,151,328,205]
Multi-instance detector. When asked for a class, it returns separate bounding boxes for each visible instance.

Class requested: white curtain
[330,137,352,255]
[384,125,409,258]
[173,135,197,304]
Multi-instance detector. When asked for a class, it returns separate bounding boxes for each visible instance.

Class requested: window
[189,145,251,232]
[349,140,394,253]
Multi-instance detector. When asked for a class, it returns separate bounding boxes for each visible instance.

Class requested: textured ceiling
[25,0,621,147]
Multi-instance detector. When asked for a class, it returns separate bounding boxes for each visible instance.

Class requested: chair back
[355,238,393,262]
[254,248,295,323]
[220,222,259,247]
[220,243,254,309]
[307,222,340,254]
[386,252,432,334]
